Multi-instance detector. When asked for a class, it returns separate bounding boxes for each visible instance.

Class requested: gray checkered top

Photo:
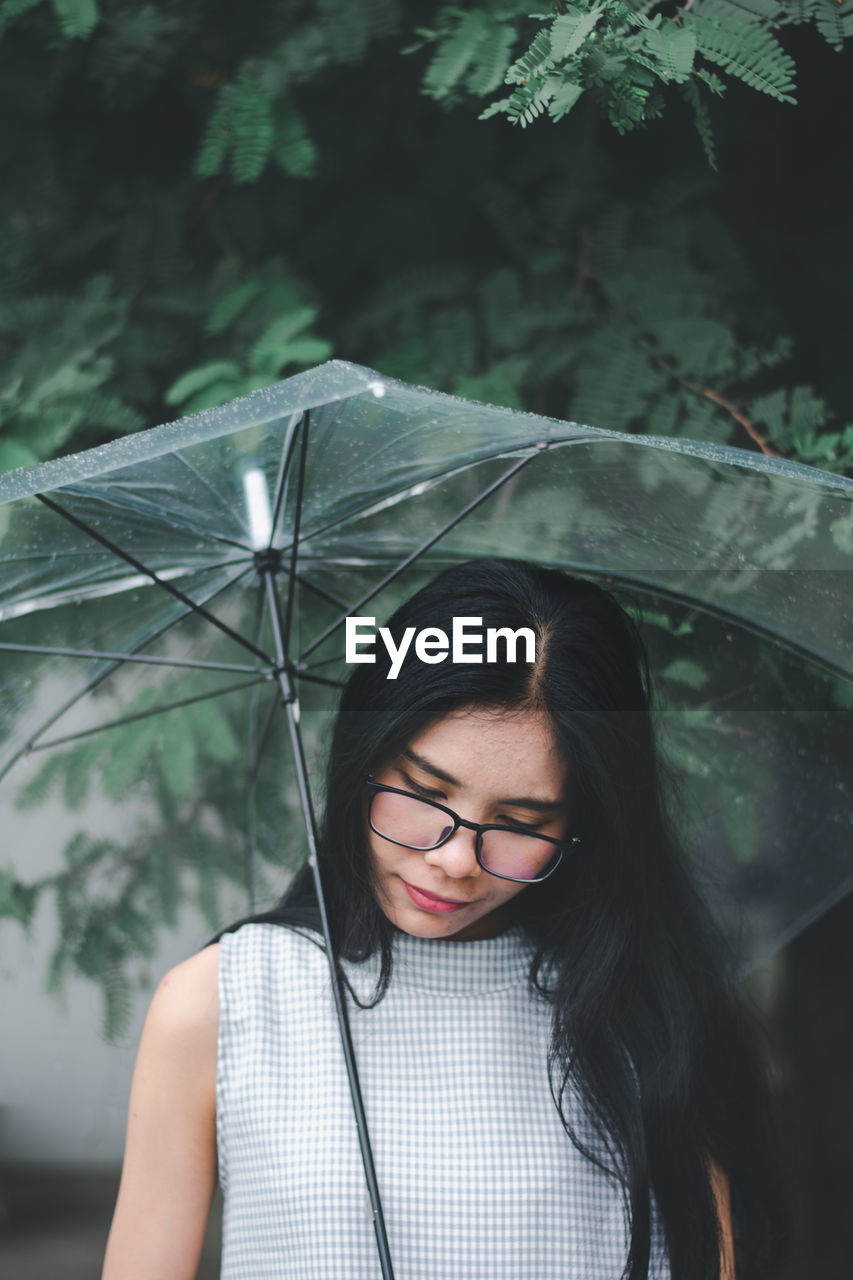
[217,922,670,1279]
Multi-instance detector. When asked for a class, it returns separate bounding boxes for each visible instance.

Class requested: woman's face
[366,705,570,941]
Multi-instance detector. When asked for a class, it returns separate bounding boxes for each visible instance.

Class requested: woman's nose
[423,826,481,879]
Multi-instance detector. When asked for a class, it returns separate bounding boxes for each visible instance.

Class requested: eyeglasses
[366,779,577,884]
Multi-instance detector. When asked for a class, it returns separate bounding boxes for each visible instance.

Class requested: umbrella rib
[740,868,853,978]
[299,450,539,660]
[281,410,310,662]
[277,447,545,554]
[0,552,248,579]
[298,652,346,670]
[28,675,270,753]
[259,564,395,1278]
[583,568,853,688]
[245,686,283,909]
[241,567,289,906]
[295,571,349,612]
[0,563,256,782]
[246,688,282,792]
[0,642,261,675]
[71,481,254,554]
[170,450,256,546]
[34,493,273,665]
[268,410,304,550]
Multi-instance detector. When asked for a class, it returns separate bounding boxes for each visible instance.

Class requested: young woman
[101,559,786,1280]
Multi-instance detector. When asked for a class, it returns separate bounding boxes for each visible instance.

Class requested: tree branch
[677,373,781,457]
[638,338,782,456]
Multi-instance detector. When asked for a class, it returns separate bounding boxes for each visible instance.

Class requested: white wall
[0,752,263,1167]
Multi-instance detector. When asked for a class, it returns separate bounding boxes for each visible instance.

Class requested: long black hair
[213,558,787,1280]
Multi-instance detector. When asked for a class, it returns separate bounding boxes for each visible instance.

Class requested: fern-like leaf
[482,73,566,127]
[164,361,242,406]
[466,22,517,96]
[51,0,98,40]
[195,69,275,184]
[195,83,236,180]
[424,10,491,99]
[101,959,133,1042]
[205,281,264,336]
[274,98,319,178]
[695,16,797,102]
[248,306,318,372]
[506,29,556,85]
[0,0,42,36]
[809,0,853,51]
[231,71,275,183]
[640,16,697,82]
[549,5,606,61]
[275,336,334,367]
[680,78,717,169]
[696,66,728,95]
[548,78,584,121]
[317,0,398,64]
[698,0,782,22]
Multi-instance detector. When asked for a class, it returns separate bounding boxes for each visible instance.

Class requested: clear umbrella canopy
[1,357,851,987]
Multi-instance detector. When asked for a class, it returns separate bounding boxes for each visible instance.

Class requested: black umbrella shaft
[261,568,396,1280]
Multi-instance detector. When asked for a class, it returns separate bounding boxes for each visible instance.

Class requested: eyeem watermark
[345,616,536,680]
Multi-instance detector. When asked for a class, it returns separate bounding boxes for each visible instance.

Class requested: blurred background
[0,2,851,1276]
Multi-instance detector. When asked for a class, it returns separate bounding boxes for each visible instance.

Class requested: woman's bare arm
[101,942,220,1280]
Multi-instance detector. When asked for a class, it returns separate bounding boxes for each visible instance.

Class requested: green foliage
[340,189,852,474]
[18,677,244,810]
[196,65,276,184]
[0,866,38,924]
[423,8,506,99]
[0,0,42,37]
[662,657,711,689]
[415,0,844,152]
[693,14,796,102]
[0,276,144,473]
[0,0,99,40]
[779,0,853,52]
[0,0,847,475]
[164,262,334,413]
[749,386,853,470]
[51,0,98,40]
[91,5,185,108]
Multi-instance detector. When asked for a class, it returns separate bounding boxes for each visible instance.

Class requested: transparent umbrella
[1,359,852,1278]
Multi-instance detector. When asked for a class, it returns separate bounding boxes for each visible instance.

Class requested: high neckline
[343,924,534,1001]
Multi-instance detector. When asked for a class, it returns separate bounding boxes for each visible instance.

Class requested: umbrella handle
[263,566,396,1280]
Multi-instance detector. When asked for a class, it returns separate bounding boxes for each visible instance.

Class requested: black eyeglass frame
[365,778,578,884]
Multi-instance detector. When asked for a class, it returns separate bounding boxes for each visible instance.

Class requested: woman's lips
[401,879,472,913]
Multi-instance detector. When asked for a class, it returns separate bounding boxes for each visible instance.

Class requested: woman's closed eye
[401,775,446,801]
[497,816,543,833]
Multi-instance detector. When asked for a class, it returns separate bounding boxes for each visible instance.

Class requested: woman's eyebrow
[400,746,458,786]
[400,747,563,810]
[496,796,563,812]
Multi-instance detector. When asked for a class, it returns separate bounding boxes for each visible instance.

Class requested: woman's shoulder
[142,922,323,1064]
[150,941,221,1047]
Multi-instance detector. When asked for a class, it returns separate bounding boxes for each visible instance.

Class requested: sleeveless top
[216,922,670,1280]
